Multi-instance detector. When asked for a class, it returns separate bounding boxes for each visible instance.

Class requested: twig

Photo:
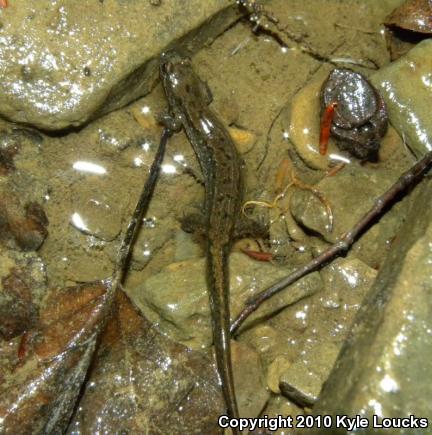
[230,150,432,335]
[111,127,171,289]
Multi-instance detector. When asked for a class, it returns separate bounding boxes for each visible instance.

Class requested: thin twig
[111,127,171,289]
[230,150,432,335]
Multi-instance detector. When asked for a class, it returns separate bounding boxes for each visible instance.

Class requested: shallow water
[1,0,429,432]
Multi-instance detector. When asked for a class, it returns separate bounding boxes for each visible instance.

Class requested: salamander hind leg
[234,216,269,240]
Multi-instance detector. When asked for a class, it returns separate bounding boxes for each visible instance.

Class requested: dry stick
[110,127,171,292]
[230,150,432,335]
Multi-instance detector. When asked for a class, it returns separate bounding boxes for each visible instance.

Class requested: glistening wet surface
[1,1,431,433]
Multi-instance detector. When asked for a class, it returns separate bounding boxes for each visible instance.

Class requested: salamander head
[160,50,191,93]
[160,50,212,105]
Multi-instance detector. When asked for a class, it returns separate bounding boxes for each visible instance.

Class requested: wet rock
[319,257,378,311]
[280,342,340,408]
[0,1,243,130]
[251,256,377,412]
[287,70,344,170]
[320,68,388,161]
[310,178,432,434]
[384,0,432,60]
[228,126,257,154]
[0,190,48,251]
[259,395,302,435]
[242,322,300,373]
[231,340,269,418]
[289,164,405,269]
[127,252,323,349]
[371,39,432,157]
[266,355,291,394]
[0,249,46,339]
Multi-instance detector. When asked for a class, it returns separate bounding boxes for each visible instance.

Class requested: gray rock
[0,0,242,130]
[310,178,432,434]
[371,40,432,157]
[231,340,270,418]
[290,164,406,269]
[280,341,340,408]
[271,258,377,409]
[127,252,322,349]
[260,395,302,434]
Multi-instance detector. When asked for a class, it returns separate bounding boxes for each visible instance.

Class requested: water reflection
[72,161,106,175]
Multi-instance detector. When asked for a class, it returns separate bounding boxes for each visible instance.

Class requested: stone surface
[259,395,302,435]
[371,39,432,157]
[279,341,340,407]
[240,255,377,414]
[287,68,347,170]
[128,252,322,349]
[231,340,270,418]
[289,164,406,269]
[0,0,242,130]
[311,178,432,434]
[266,355,291,394]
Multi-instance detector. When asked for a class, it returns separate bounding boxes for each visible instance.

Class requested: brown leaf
[0,280,112,434]
[68,291,224,435]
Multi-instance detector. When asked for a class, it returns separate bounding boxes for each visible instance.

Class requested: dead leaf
[68,291,224,434]
[0,280,112,434]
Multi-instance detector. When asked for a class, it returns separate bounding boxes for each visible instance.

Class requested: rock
[280,341,340,408]
[384,0,432,60]
[0,0,243,130]
[266,355,291,394]
[259,395,302,435]
[319,257,378,311]
[241,321,300,372]
[287,69,349,170]
[251,256,377,411]
[371,39,432,157]
[127,252,323,349]
[231,340,269,418]
[289,164,406,269]
[0,249,46,339]
[310,178,432,434]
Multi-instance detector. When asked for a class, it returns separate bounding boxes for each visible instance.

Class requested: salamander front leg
[159,112,183,132]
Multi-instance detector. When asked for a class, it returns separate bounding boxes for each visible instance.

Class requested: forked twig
[230,150,432,335]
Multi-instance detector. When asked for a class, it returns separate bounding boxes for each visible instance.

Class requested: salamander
[160,50,242,426]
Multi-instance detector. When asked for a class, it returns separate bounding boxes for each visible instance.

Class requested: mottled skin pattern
[160,51,241,426]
